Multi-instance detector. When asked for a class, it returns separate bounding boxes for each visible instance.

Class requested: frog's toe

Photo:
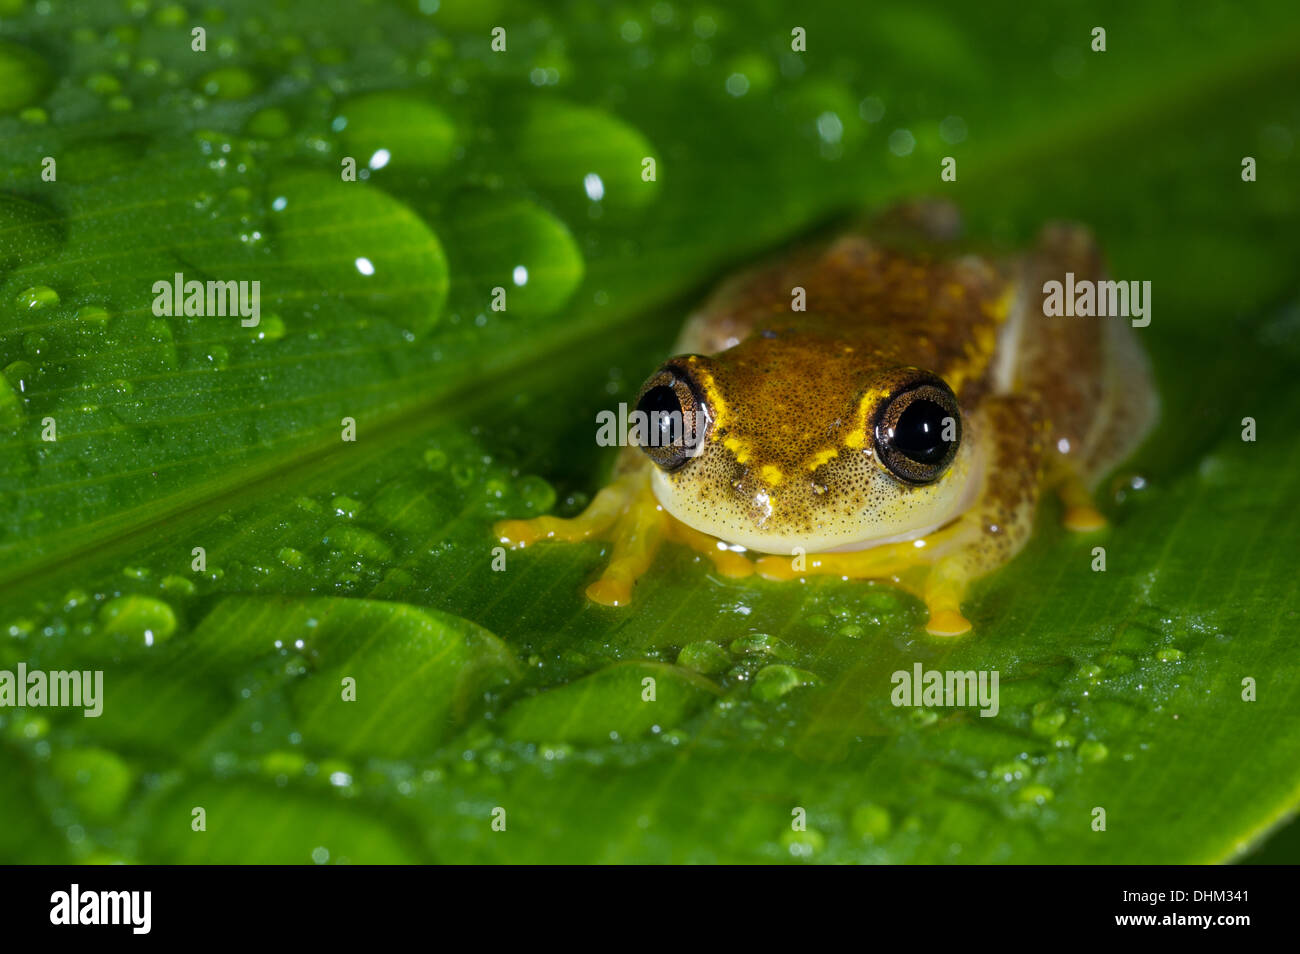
[1056,474,1108,532]
[663,520,754,578]
[755,554,801,580]
[493,517,548,546]
[586,577,634,607]
[925,608,973,637]
[1062,504,1107,532]
[709,550,755,578]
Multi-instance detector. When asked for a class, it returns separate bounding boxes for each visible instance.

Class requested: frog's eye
[632,365,710,471]
[873,375,961,484]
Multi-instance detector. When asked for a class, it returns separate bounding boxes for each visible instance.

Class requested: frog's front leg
[756,396,1045,637]
[494,454,752,607]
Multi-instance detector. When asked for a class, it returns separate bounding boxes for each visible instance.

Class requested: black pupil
[892,399,952,464]
[636,385,683,446]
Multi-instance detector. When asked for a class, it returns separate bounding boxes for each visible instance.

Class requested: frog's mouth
[822,440,984,553]
[651,434,986,556]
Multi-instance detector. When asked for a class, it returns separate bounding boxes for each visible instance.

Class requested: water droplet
[75,305,110,326]
[444,191,585,319]
[752,664,819,701]
[677,640,730,674]
[515,99,659,215]
[98,595,177,647]
[1030,702,1068,736]
[50,747,134,821]
[331,495,362,519]
[729,633,795,660]
[160,575,196,596]
[781,827,825,859]
[0,40,52,112]
[16,285,58,310]
[1018,784,1055,806]
[268,171,448,332]
[1078,740,1109,763]
[245,106,291,139]
[423,448,448,471]
[328,525,393,563]
[197,66,260,100]
[338,92,457,175]
[850,803,892,841]
[509,475,553,514]
[252,312,286,342]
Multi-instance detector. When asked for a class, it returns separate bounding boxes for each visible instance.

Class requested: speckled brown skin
[495,202,1158,635]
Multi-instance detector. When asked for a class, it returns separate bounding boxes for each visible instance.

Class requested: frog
[494,200,1158,636]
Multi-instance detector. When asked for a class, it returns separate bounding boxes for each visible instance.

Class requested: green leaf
[1,0,1298,864]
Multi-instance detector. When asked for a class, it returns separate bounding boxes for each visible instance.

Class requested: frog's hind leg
[1016,224,1159,535]
[1054,469,1108,532]
[756,396,1045,637]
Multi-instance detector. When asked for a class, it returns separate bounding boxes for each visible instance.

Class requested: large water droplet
[268,171,448,332]
[443,191,585,318]
[515,99,659,215]
[98,595,178,647]
[338,92,457,175]
[0,41,51,113]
